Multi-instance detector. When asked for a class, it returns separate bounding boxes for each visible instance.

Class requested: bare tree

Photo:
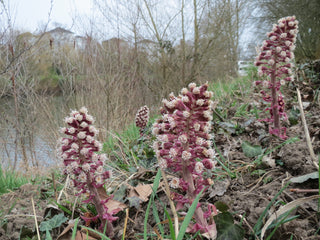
[197,0,249,79]
[0,0,53,170]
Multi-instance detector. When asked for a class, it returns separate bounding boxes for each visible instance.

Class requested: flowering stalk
[58,107,116,237]
[152,83,217,238]
[135,105,150,135]
[254,16,298,139]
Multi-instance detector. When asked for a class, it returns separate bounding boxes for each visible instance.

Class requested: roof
[48,27,74,35]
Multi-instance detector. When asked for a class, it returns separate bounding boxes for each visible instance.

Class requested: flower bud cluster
[152,83,217,236]
[135,105,149,135]
[58,107,116,232]
[254,16,298,139]
[255,16,298,83]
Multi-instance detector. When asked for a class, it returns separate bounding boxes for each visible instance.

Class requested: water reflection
[0,96,68,170]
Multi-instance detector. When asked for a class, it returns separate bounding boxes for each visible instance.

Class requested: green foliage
[218,118,255,136]
[214,212,244,240]
[208,76,252,104]
[253,182,290,236]
[164,208,176,240]
[127,196,142,209]
[214,201,230,213]
[290,171,319,183]
[213,142,237,179]
[103,123,141,170]
[0,166,30,195]
[19,225,34,239]
[104,123,140,152]
[55,202,72,216]
[245,64,259,81]
[288,107,300,125]
[234,103,249,117]
[176,189,205,240]
[254,137,299,165]
[265,209,299,240]
[144,169,162,240]
[39,213,68,232]
[251,169,267,177]
[80,226,111,240]
[241,141,263,158]
[103,121,156,171]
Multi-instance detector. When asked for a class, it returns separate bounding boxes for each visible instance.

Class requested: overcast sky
[2,0,256,52]
[4,0,93,34]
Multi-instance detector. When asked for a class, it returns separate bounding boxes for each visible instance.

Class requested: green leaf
[214,202,229,213]
[214,212,244,240]
[81,226,111,240]
[127,196,142,209]
[113,185,128,202]
[39,213,68,232]
[56,202,72,215]
[19,225,33,238]
[46,229,53,240]
[290,171,318,183]
[164,208,176,240]
[144,169,162,240]
[288,107,300,125]
[241,141,262,158]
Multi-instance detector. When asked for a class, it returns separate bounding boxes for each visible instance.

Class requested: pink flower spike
[135,105,150,135]
[152,83,217,238]
[254,16,298,139]
[58,107,115,237]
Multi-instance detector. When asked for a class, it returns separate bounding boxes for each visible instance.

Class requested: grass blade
[144,169,162,240]
[253,181,290,235]
[164,207,176,240]
[80,226,111,240]
[71,218,79,240]
[177,188,204,240]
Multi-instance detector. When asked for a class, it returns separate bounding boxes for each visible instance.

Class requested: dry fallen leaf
[56,222,74,240]
[209,178,230,198]
[77,230,97,240]
[262,155,276,168]
[97,186,127,214]
[134,183,153,202]
[105,198,127,213]
[128,183,153,202]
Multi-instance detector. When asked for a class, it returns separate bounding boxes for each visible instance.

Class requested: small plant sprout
[58,107,117,237]
[152,83,217,239]
[135,105,150,135]
[254,16,298,139]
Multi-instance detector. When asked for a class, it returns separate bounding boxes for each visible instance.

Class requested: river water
[0,96,68,170]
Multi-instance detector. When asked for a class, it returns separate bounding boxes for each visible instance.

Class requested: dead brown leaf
[77,230,98,240]
[56,222,74,240]
[105,198,127,213]
[128,183,153,202]
[97,186,127,214]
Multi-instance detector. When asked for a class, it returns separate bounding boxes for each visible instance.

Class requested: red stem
[181,103,208,229]
[87,175,114,236]
[271,60,280,133]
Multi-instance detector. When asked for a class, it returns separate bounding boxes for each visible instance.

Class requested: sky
[3,0,256,54]
[5,0,93,34]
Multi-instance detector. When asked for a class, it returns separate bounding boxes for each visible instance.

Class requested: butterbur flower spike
[58,107,115,237]
[135,105,149,135]
[254,16,298,139]
[152,83,217,239]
